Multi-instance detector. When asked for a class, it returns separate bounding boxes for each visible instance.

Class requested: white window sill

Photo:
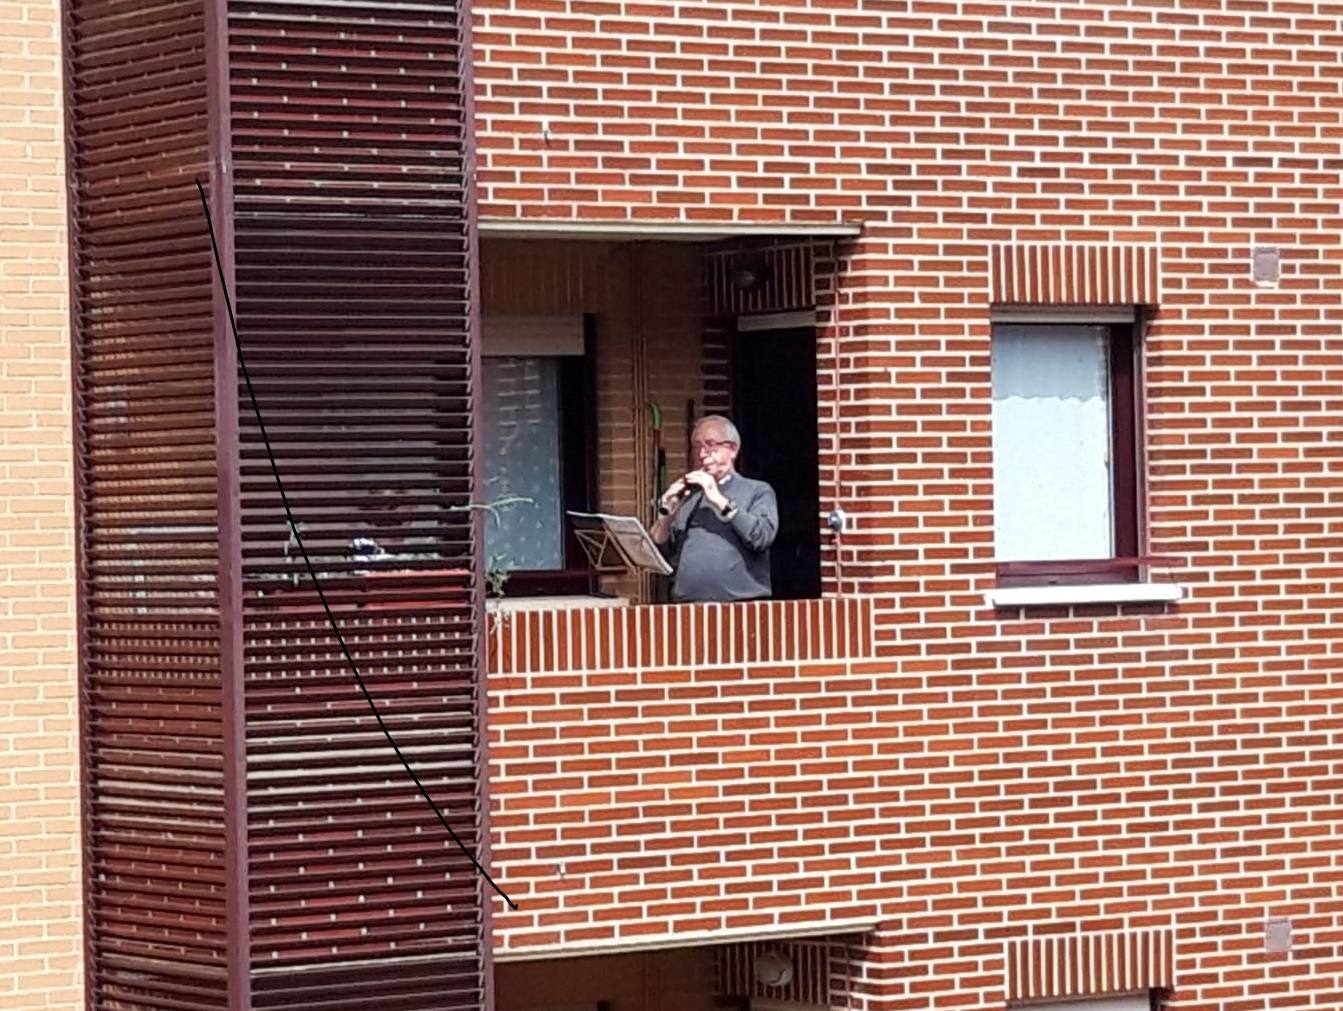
[986,582,1184,608]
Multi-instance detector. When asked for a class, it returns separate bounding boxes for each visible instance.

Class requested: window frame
[485,315,599,598]
[992,313,1153,588]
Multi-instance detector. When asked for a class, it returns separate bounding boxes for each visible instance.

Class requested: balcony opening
[480,238,827,609]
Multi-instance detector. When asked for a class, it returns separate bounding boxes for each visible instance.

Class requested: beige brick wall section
[0,1,84,1007]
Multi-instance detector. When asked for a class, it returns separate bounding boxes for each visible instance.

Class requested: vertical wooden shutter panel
[69,0,485,1007]
[67,0,230,1007]
[228,2,485,1007]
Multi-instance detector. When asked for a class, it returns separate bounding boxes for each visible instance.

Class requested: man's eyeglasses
[692,439,735,453]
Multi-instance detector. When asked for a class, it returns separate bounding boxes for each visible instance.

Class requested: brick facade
[0,0,82,1006]
[488,598,878,955]
[476,3,1343,1009]
[7,2,1343,1008]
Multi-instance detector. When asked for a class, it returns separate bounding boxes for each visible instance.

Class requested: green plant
[485,553,512,598]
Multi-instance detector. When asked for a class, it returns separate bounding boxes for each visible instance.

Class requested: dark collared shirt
[664,472,778,602]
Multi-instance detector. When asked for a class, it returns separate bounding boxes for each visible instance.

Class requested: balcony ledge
[487,594,628,613]
[494,915,883,962]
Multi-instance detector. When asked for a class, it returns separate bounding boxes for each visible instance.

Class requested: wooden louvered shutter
[67,1,487,1008]
[228,3,486,1009]
[65,0,232,1007]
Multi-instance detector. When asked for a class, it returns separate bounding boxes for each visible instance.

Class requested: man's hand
[659,477,691,515]
[652,478,687,545]
[683,470,729,511]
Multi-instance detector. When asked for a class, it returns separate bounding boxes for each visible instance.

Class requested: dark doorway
[730,325,822,599]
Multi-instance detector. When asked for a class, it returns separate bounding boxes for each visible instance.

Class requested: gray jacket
[664,473,778,603]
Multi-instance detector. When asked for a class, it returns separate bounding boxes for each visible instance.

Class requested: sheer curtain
[481,356,565,570]
[992,324,1113,562]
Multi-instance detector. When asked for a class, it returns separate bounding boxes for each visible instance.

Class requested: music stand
[566,511,673,577]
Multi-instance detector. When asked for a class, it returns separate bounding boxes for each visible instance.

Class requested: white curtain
[992,324,1113,562]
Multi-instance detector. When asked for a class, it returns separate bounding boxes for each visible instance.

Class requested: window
[481,315,596,595]
[991,317,1142,586]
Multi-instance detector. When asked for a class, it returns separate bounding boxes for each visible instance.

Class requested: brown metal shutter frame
[68,0,487,1008]
[227,2,486,1009]
[65,0,230,1006]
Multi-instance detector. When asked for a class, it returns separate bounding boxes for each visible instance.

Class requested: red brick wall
[477,4,1343,1009]
[488,598,878,955]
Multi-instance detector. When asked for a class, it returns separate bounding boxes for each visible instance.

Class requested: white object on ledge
[986,582,1184,608]
[486,594,628,613]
